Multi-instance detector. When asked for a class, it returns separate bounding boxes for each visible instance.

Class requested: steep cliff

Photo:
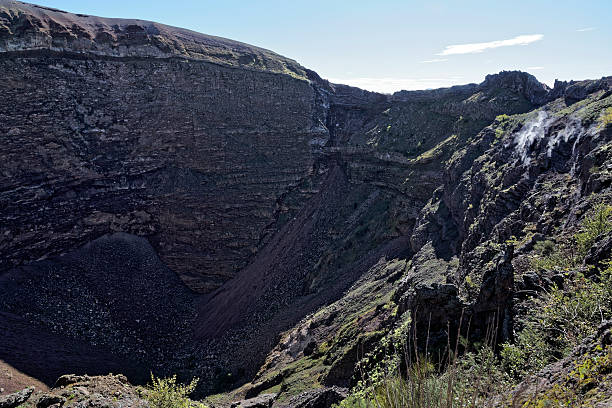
[0,0,328,294]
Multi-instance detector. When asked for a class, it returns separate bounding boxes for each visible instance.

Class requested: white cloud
[437,34,543,55]
[527,66,544,70]
[576,27,596,32]
[326,77,465,94]
[419,58,448,63]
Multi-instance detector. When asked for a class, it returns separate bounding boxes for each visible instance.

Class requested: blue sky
[33,0,611,93]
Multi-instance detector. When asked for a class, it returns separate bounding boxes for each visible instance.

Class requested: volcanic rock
[0,387,34,408]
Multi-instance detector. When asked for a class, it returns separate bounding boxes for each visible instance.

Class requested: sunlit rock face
[0,0,308,75]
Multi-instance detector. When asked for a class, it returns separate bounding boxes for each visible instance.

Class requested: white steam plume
[514,111,552,164]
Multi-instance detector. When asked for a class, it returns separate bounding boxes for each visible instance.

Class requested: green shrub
[575,203,612,259]
[336,359,450,408]
[531,239,575,271]
[502,265,612,380]
[494,114,512,138]
[531,203,612,271]
[495,114,511,122]
[336,344,510,407]
[522,346,612,407]
[452,345,512,403]
[144,374,206,408]
[602,107,612,127]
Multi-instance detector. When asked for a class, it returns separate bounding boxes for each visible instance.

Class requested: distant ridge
[0,0,308,78]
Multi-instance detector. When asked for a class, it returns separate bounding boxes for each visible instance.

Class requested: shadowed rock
[0,387,34,408]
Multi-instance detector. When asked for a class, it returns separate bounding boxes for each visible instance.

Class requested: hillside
[0,1,611,407]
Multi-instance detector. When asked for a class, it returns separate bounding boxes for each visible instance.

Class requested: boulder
[54,374,89,388]
[231,393,276,408]
[276,387,347,408]
[0,387,34,408]
[37,394,66,408]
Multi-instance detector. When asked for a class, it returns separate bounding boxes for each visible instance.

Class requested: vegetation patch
[602,107,612,128]
[530,203,612,271]
[143,374,206,408]
[521,346,612,407]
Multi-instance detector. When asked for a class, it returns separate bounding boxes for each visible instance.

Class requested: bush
[531,203,612,271]
[336,359,450,408]
[502,265,612,380]
[452,345,511,404]
[522,346,612,407]
[602,107,612,127]
[144,374,206,408]
[336,321,511,408]
[531,239,574,271]
[574,203,612,259]
[337,345,511,408]
[511,203,612,379]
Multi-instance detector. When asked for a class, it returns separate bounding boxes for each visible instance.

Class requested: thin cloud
[326,77,465,94]
[527,66,544,70]
[576,27,596,32]
[437,34,543,55]
[420,58,448,63]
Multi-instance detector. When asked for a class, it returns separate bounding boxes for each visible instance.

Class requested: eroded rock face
[230,393,276,408]
[275,387,347,408]
[0,1,328,293]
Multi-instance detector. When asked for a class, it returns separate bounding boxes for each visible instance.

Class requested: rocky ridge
[1,374,148,408]
[0,0,307,77]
